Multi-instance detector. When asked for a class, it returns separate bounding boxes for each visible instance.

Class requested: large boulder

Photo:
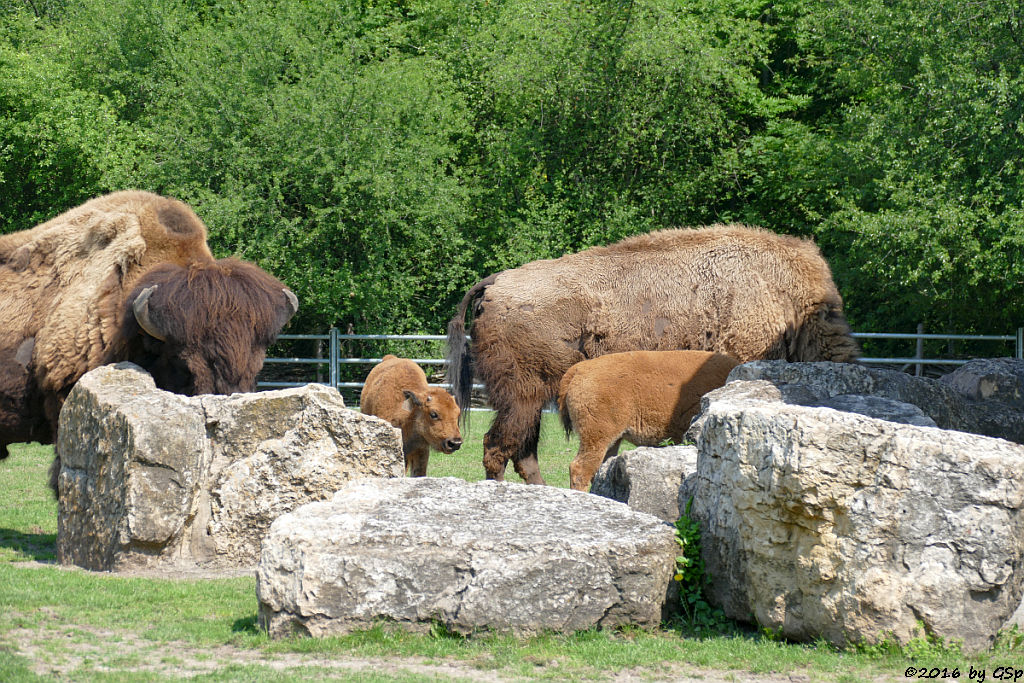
[729,360,1024,443]
[590,445,698,523]
[257,477,677,638]
[940,358,1024,412]
[689,376,1024,653]
[56,363,403,572]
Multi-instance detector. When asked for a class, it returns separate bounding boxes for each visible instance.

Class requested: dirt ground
[5,623,834,683]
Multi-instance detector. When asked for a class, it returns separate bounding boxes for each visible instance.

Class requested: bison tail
[558,393,574,439]
[556,365,577,439]
[446,315,473,418]
[445,272,498,419]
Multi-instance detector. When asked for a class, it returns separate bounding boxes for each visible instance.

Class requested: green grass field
[0,415,1019,681]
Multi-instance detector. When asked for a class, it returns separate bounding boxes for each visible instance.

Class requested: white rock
[256,477,677,638]
[690,376,1024,652]
[56,363,403,572]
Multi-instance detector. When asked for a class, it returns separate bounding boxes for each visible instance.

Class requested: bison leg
[47,455,61,498]
[569,436,623,492]
[483,402,546,485]
[406,445,430,477]
[481,430,509,481]
[511,408,545,485]
[512,453,544,486]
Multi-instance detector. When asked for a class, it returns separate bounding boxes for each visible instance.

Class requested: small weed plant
[851,621,963,659]
[671,497,729,635]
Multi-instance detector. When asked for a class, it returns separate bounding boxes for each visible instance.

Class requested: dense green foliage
[2,0,1022,335]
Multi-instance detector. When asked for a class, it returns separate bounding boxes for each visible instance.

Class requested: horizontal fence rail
[257,327,1024,396]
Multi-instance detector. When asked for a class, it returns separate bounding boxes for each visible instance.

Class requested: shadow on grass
[233,615,260,634]
[0,527,56,562]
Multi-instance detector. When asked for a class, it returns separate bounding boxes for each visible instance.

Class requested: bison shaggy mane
[0,191,298,496]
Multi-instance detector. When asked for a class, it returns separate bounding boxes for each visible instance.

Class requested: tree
[0,7,140,229]
[421,0,795,271]
[744,0,1024,333]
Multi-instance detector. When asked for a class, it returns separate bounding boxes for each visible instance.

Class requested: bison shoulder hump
[156,201,205,238]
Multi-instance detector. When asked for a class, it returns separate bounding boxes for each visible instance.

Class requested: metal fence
[257,327,1024,397]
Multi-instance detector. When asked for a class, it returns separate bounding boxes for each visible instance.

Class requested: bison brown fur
[360,354,462,476]
[558,350,739,491]
[446,224,858,485]
[0,191,298,495]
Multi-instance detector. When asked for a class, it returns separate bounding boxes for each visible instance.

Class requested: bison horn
[132,285,167,342]
[282,288,299,318]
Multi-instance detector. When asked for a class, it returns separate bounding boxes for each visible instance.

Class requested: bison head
[402,388,463,454]
[114,258,298,395]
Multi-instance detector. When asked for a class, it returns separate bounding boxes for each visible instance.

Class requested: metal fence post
[915,323,924,377]
[329,327,339,389]
[1017,327,1023,360]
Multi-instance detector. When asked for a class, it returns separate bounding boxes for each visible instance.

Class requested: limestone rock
[590,445,698,523]
[257,477,677,638]
[56,364,206,571]
[56,363,403,572]
[726,360,1024,443]
[940,358,1024,411]
[690,377,1024,652]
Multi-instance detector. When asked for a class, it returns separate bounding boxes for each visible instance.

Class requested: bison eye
[430,411,439,420]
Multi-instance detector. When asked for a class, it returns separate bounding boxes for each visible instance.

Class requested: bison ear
[132,285,168,342]
[402,389,423,408]
[273,288,299,333]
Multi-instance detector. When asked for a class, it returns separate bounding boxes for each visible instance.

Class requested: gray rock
[816,394,937,427]
[940,358,1024,411]
[724,360,1024,443]
[257,477,677,638]
[56,364,207,571]
[56,363,403,572]
[690,377,1024,653]
[590,445,698,524]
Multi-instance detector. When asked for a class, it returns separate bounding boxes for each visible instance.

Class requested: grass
[428,410,582,487]
[1,423,1021,680]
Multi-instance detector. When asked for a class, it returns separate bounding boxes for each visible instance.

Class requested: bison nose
[444,438,463,453]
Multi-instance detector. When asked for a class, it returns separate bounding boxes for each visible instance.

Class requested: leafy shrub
[671,497,729,635]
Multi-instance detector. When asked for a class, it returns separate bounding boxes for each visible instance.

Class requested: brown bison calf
[360,355,463,476]
[558,350,739,491]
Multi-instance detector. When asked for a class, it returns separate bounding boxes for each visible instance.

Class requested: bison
[558,350,740,491]
[360,354,463,476]
[446,224,859,485]
[0,191,298,493]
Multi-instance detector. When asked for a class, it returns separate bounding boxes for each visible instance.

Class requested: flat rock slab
[729,360,1024,443]
[257,477,677,638]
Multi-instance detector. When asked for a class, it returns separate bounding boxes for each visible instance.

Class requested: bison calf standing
[558,350,739,491]
[360,355,463,476]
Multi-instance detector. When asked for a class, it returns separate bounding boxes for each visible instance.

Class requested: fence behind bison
[257,327,1024,407]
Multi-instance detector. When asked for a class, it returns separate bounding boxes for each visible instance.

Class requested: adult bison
[0,191,298,493]
[446,224,859,484]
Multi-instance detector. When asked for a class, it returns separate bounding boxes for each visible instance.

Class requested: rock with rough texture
[257,477,677,638]
[940,358,1024,411]
[56,363,403,572]
[590,446,698,523]
[690,377,1024,652]
[727,360,1024,443]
